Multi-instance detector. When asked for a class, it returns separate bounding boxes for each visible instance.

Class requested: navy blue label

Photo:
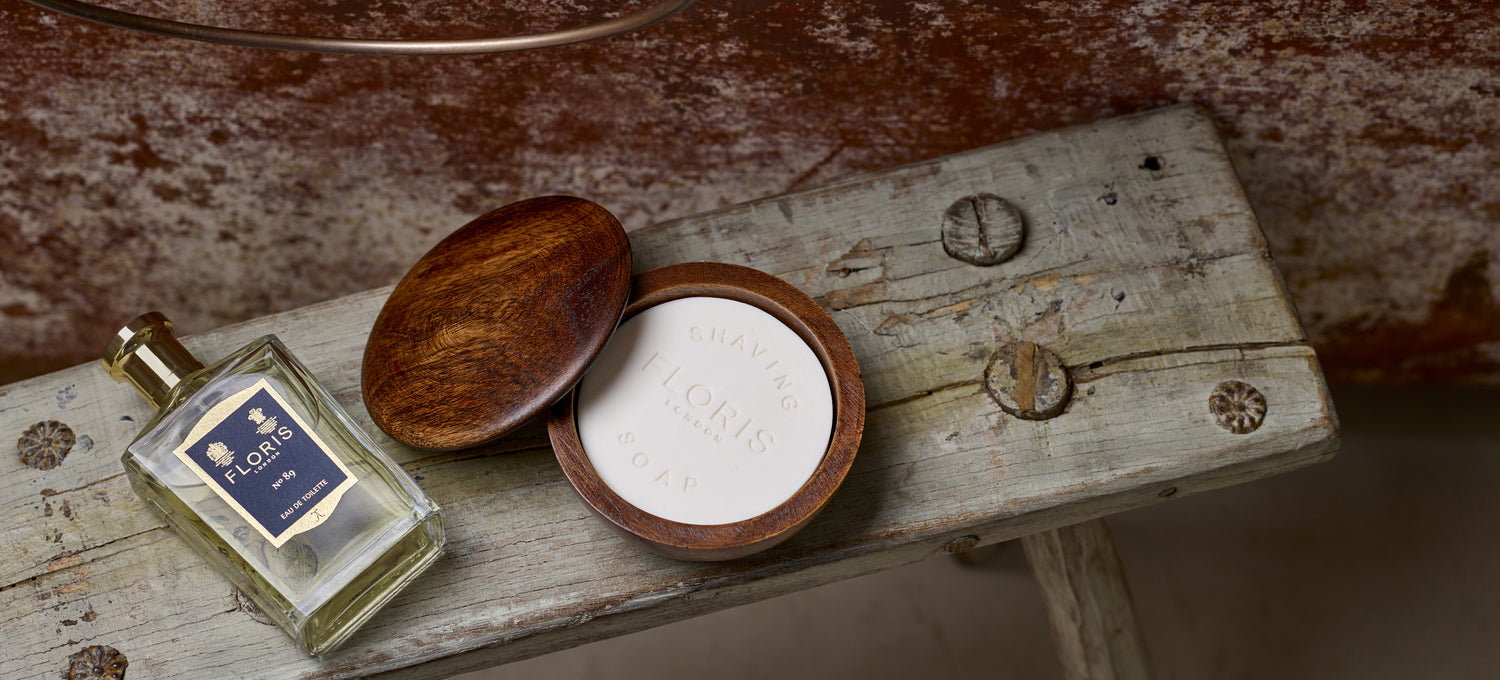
[177,384,351,542]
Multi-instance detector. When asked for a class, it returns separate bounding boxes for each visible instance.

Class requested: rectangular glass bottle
[104,312,444,655]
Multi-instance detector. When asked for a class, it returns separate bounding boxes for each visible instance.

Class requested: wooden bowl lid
[362,196,632,450]
[547,262,865,561]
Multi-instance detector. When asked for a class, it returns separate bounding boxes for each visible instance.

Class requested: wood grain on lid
[362,196,632,450]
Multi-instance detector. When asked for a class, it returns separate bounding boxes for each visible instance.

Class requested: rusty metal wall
[1,0,1496,385]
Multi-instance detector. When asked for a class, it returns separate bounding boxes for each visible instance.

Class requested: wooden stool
[1,104,1336,678]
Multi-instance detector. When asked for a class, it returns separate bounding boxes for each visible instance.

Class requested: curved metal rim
[21,0,695,55]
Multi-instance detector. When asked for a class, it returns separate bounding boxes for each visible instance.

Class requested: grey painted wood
[0,104,1338,679]
[1024,520,1153,680]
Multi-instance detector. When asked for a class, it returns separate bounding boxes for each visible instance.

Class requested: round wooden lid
[362,196,632,450]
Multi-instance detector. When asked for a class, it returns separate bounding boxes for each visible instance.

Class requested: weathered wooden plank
[1023,520,1153,680]
[0,104,1339,679]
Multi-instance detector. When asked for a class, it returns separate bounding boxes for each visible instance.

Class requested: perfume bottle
[102,312,444,655]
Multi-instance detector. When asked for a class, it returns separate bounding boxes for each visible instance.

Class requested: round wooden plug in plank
[362,196,632,450]
[547,262,865,561]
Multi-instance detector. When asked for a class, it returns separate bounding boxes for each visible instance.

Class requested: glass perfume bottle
[102,312,444,655]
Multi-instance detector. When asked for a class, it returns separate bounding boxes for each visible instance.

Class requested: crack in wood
[0,527,171,594]
[31,474,128,500]
[816,248,1268,315]
[1071,341,1312,382]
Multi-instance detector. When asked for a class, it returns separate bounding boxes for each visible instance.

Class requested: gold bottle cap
[102,312,206,410]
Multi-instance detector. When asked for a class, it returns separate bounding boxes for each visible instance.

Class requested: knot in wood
[985,341,1071,420]
[941,193,1024,266]
[65,645,127,680]
[18,420,75,470]
[1209,380,1267,434]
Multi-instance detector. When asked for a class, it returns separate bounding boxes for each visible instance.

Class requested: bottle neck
[103,313,207,410]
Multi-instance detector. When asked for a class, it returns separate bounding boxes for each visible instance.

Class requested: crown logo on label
[248,407,278,435]
[205,442,234,467]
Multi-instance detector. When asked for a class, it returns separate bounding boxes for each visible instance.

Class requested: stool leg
[1021,519,1153,680]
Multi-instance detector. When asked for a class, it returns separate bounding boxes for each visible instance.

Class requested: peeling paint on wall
[1,0,1496,384]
